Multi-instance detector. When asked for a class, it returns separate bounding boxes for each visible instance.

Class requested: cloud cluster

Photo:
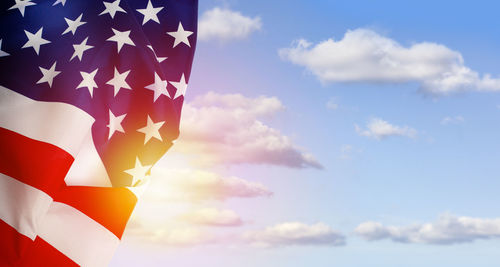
[243,222,346,247]
[179,208,243,227]
[355,118,417,139]
[124,170,255,246]
[127,220,347,248]
[176,92,322,169]
[355,214,500,245]
[279,28,500,95]
[148,168,273,201]
[198,7,262,42]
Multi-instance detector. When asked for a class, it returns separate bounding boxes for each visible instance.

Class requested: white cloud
[279,28,500,95]
[326,97,339,110]
[122,169,260,246]
[126,220,347,248]
[176,92,322,169]
[339,144,353,160]
[441,115,465,125]
[243,222,345,247]
[355,118,417,139]
[125,219,215,246]
[199,7,261,42]
[179,208,243,227]
[355,214,500,245]
[148,168,273,201]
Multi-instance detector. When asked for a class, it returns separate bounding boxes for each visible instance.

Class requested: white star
[53,0,67,6]
[169,73,188,99]
[22,27,51,55]
[124,157,152,186]
[107,28,135,53]
[167,22,193,48]
[145,72,169,102]
[62,13,86,35]
[9,0,36,17]
[107,109,126,140]
[77,68,99,97]
[99,0,126,19]
[147,45,167,63]
[106,67,131,96]
[137,115,165,144]
[70,37,93,61]
[37,61,61,88]
[136,0,163,25]
[0,40,9,57]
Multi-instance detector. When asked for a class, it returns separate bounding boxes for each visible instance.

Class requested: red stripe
[55,186,138,239]
[0,128,76,266]
[0,219,33,267]
[19,237,78,267]
[0,220,76,267]
[0,128,135,262]
[0,127,73,197]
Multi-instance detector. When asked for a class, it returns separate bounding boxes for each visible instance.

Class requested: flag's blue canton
[0,0,198,186]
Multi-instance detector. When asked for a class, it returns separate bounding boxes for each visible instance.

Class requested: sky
[111,1,500,266]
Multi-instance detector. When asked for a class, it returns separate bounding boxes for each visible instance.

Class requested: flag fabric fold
[0,0,198,265]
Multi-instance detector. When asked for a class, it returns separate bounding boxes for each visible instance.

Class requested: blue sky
[112,1,500,266]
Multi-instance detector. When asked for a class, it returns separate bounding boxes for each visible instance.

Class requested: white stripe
[0,173,52,240]
[38,202,120,267]
[65,132,112,187]
[0,85,112,186]
[0,86,94,156]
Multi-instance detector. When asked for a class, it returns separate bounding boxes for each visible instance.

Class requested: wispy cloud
[199,7,261,42]
[355,118,417,140]
[178,208,243,227]
[441,115,465,125]
[279,28,500,95]
[243,222,346,247]
[326,97,339,110]
[123,169,260,246]
[148,168,273,201]
[339,144,353,160]
[125,219,215,247]
[126,220,347,248]
[176,92,322,169]
[355,214,500,245]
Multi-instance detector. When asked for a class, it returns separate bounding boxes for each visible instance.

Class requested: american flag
[0,0,197,265]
